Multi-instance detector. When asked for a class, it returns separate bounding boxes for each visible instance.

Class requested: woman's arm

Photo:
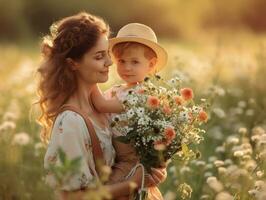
[59,166,143,199]
[91,85,124,113]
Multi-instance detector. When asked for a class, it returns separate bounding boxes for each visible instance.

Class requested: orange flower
[137,89,145,94]
[147,96,160,109]
[163,105,172,115]
[180,88,194,101]
[174,96,183,105]
[198,110,208,122]
[154,140,166,151]
[164,127,176,142]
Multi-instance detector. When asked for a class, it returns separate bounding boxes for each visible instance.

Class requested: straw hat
[109,23,168,72]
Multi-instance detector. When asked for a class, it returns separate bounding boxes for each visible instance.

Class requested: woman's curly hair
[36,12,109,143]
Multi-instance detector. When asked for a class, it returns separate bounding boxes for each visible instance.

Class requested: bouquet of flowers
[110,75,208,171]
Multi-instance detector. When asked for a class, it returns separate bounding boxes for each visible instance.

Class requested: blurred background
[0,0,266,199]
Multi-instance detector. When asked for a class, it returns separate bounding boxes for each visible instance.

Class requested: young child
[92,23,168,200]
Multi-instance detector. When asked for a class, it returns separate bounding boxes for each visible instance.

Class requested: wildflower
[178,111,190,122]
[154,140,166,151]
[218,167,227,175]
[164,127,176,143]
[126,109,135,118]
[215,192,234,200]
[256,171,264,178]
[163,105,172,115]
[174,96,183,105]
[177,183,192,200]
[238,127,248,135]
[227,136,239,145]
[147,96,160,109]
[137,88,145,94]
[0,121,16,132]
[198,110,208,122]
[12,132,30,146]
[206,176,224,192]
[136,108,145,116]
[214,160,224,167]
[180,88,194,101]
[234,150,244,157]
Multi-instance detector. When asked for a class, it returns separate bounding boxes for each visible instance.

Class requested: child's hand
[145,167,167,187]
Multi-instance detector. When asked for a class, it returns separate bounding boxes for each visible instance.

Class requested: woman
[37,12,165,199]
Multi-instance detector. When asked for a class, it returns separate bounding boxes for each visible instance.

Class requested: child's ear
[149,57,157,71]
[66,58,79,70]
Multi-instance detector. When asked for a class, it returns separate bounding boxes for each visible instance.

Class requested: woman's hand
[145,166,168,187]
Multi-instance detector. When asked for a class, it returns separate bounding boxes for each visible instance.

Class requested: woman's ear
[149,57,157,72]
[66,58,79,70]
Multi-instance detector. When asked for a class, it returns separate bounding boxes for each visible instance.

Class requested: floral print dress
[44,110,115,191]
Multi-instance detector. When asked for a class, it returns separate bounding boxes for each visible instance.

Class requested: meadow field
[0,31,266,200]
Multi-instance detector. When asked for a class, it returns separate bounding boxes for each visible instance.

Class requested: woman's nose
[105,56,113,67]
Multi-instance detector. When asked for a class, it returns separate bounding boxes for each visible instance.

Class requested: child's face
[115,46,156,84]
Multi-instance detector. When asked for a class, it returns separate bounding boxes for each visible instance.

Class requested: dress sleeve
[44,111,95,191]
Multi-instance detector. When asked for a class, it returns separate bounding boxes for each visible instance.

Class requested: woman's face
[73,34,113,85]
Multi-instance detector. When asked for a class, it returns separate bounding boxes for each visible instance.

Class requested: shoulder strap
[57,104,105,176]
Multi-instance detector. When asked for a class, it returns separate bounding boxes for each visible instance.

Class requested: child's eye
[132,60,139,64]
[118,59,125,64]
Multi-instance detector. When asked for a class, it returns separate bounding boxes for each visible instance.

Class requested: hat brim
[109,37,168,72]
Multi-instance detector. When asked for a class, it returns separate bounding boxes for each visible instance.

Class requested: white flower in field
[215,191,233,200]
[178,111,190,122]
[259,150,266,160]
[218,167,227,175]
[215,146,225,153]
[34,142,45,150]
[251,135,260,142]
[206,176,224,192]
[258,141,266,150]
[248,189,258,197]
[255,180,266,191]
[213,108,226,118]
[3,112,18,121]
[208,156,217,162]
[205,163,213,170]
[0,121,16,132]
[238,101,247,108]
[163,191,176,200]
[224,159,233,166]
[234,150,244,157]
[195,160,206,167]
[227,136,239,145]
[204,172,213,178]
[256,171,264,178]
[136,108,145,116]
[238,127,248,135]
[246,109,254,116]
[12,132,30,146]
[252,127,265,136]
[126,109,135,118]
[245,160,257,172]
[180,166,191,174]
[200,194,210,199]
[214,160,224,167]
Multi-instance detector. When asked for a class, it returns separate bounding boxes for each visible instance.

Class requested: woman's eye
[95,54,104,60]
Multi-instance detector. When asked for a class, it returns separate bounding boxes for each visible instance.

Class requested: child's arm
[91,85,125,113]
